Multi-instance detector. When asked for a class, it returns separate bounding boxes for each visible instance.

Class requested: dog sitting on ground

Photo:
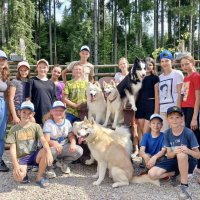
[86,82,106,124]
[75,117,160,187]
[116,57,146,111]
[102,80,124,129]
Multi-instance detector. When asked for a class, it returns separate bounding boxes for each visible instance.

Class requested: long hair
[145,57,157,75]
[16,68,31,80]
[180,55,196,71]
[1,62,10,81]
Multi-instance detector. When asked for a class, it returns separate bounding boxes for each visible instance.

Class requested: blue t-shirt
[140,132,164,156]
[164,127,199,151]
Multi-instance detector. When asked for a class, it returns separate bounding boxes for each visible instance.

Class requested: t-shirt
[63,79,87,117]
[26,77,56,124]
[55,81,65,101]
[181,72,200,108]
[114,72,127,83]
[164,127,199,151]
[0,80,8,98]
[140,132,164,156]
[10,79,28,110]
[43,119,72,146]
[159,70,184,112]
[6,123,43,158]
[67,61,94,82]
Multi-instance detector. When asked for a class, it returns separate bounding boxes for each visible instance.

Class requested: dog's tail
[132,174,160,187]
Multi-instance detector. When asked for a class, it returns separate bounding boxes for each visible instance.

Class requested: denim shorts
[18,150,39,166]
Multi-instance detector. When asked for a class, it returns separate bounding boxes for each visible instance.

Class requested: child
[62,45,94,83]
[26,59,56,125]
[9,61,31,124]
[114,57,129,84]
[62,63,87,124]
[148,106,200,200]
[6,101,53,188]
[0,50,10,172]
[180,55,200,183]
[158,50,184,132]
[43,101,83,178]
[50,64,65,101]
[139,114,166,170]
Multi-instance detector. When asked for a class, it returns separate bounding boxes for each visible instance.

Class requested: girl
[180,55,200,183]
[0,50,10,172]
[114,57,129,84]
[50,64,65,101]
[9,61,31,124]
[43,101,83,178]
[26,59,56,125]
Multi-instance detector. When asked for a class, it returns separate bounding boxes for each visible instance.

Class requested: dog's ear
[90,117,95,125]
[84,116,89,122]
[110,80,116,86]
[103,81,107,87]
[95,81,101,88]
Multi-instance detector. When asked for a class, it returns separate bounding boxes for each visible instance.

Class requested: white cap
[17,61,30,70]
[37,59,49,67]
[0,50,7,60]
[80,45,90,52]
[20,101,35,112]
[51,101,66,109]
[150,114,163,122]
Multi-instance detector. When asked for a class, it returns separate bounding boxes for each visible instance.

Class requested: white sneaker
[46,168,56,179]
[56,160,71,174]
[176,185,192,200]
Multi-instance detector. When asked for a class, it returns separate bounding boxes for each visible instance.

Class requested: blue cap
[167,106,183,116]
[0,50,7,60]
[20,101,35,112]
[160,50,173,60]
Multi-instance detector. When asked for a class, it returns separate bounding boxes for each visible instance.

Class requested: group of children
[0,47,200,199]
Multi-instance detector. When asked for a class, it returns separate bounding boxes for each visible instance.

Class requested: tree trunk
[114,0,117,65]
[154,0,158,49]
[54,0,57,64]
[94,0,98,79]
[49,0,53,64]
[161,0,164,47]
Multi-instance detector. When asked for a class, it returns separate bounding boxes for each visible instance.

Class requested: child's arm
[181,146,200,159]
[176,83,183,107]
[61,68,69,84]
[62,94,81,108]
[154,83,160,113]
[68,132,76,152]
[166,147,177,159]
[40,136,53,166]
[139,146,151,164]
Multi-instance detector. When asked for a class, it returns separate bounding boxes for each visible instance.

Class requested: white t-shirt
[114,72,126,83]
[43,119,72,146]
[159,70,184,112]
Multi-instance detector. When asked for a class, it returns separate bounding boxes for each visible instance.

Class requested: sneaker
[56,160,71,174]
[31,166,38,172]
[176,185,192,200]
[0,160,9,172]
[45,168,56,179]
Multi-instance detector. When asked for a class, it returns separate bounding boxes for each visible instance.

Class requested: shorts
[18,150,39,166]
[66,113,80,124]
[156,156,196,175]
[136,99,155,120]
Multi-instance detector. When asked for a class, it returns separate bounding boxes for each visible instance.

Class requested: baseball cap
[20,101,35,112]
[160,50,173,60]
[150,114,163,122]
[17,61,30,70]
[51,101,66,109]
[80,45,90,52]
[0,50,7,60]
[37,59,49,67]
[167,106,183,116]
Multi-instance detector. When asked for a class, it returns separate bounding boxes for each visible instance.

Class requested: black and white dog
[116,58,146,111]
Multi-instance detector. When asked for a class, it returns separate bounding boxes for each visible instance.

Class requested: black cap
[167,106,183,116]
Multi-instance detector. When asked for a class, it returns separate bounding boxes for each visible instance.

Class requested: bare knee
[177,152,188,161]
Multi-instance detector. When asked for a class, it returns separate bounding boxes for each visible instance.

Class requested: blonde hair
[1,62,10,81]
[118,57,129,68]
[180,55,196,71]
[145,57,157,75]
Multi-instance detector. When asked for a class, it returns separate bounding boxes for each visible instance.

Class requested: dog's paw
[85,159,95,165]
[92,174,99,178]
[93,180,101,186]
[102,123,107,127]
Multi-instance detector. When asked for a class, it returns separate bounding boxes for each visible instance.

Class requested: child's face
[160,58,172,71]
[149,118,162,132]
[0,58,7,69]
[51,67,61,80]
[19,109,34,121]
[72,65,84,78]
[146,62,154,74]
[118,59,128,71]
[50,107,65,120]
[79,50,90,61]
[180,58,194,74]
[167,112,183,128]
[37,62,49,76]
[18,66,29,78]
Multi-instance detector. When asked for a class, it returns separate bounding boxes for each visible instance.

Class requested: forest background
[0,0,200,66]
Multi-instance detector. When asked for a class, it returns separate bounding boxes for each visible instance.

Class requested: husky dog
[86,82,106,124]
[75,117,160,187]
[117,57,146,111]
[103,80,124,129]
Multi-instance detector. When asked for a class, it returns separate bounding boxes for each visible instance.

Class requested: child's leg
[131,119,139,157]
[160,112,170,132]
[177,153,189,184]
[13,165,27,182]
[143,119,150,134]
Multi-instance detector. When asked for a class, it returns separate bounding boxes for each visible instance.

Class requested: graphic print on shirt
[181,81,190,102]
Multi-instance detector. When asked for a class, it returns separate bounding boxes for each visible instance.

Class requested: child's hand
[53,143,63,154]
[147,156,157,169]
[181,145,189,154]
[69,143,76,152]
[46,151,53,166]
[190,118,198,130]
[14,165,23,177]
[74,102,82,109]
[174,146,182,154]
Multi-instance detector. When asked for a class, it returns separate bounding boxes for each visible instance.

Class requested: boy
[148,106,200,200]
[61,45,94,83]
[158,50,184,132]
[6,101,53,188]
[139,114,166,170]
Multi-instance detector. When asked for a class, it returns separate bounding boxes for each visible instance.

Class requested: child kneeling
[43,101,83,178]
[6,101,53,188]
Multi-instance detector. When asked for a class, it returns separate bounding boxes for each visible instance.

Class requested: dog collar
[108,95,117,103]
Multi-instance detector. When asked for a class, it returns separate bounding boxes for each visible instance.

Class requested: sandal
[36,177,49,188]
[21,175,30,184]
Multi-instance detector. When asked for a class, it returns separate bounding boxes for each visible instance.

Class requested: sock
[181,183,188,187]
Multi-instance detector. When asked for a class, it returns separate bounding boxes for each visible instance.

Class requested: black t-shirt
[26,77,56,124]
